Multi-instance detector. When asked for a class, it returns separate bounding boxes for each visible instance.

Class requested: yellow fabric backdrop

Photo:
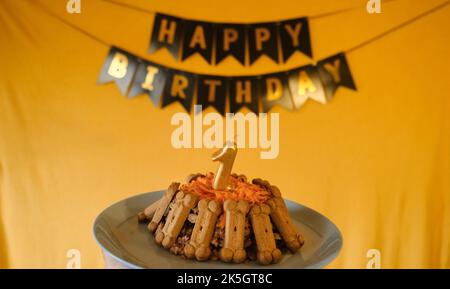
[0,0,449,268]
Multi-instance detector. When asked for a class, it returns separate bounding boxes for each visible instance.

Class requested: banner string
[30,0,449,69]
[100,0,401,21]
[32,0,110,46]
[347,0,450,53]
[100,0,155,16]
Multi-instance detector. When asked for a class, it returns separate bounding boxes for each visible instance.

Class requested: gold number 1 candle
[212,142,237,190]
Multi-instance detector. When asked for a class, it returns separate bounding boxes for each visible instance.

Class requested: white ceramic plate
[93,191,342,268]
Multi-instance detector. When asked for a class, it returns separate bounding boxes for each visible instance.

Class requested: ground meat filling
[169,222,193,257]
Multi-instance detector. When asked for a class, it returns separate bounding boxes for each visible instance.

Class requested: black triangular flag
[182,21,214,64]
[148,13,183,59]
[248,23,279,65]
[162,70,196,112]
[229,77,259,113]
[97,47,138,95]
[279,17,312,62]
[317,52,356,100]
[215,24,246,66]
[128,61,166,106]
[259,72,294,112]
[288,65,326,109]
[196,76,227,115]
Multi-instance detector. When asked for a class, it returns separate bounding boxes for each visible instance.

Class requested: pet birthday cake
[137,143,304,265]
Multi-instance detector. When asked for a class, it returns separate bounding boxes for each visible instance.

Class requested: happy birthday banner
[98,46,356,114]
[30,0,447,115]
[148,13,312,66]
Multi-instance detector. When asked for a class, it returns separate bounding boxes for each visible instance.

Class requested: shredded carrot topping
[180,172,271,204]
[217,214,226,228]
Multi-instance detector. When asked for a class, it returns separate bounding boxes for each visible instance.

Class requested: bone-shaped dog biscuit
[253,179,304,252]
[138,199,160,222]
[252,178,273,196]
[250,203,282,265]
[266,186,304,252]
[219,200,249,263]
[155,191,198,249]
[231,173,247,183]
[148,182,180,232]
[184,199,222,261]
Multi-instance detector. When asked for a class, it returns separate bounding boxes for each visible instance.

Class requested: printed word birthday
[97,47,356,114]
